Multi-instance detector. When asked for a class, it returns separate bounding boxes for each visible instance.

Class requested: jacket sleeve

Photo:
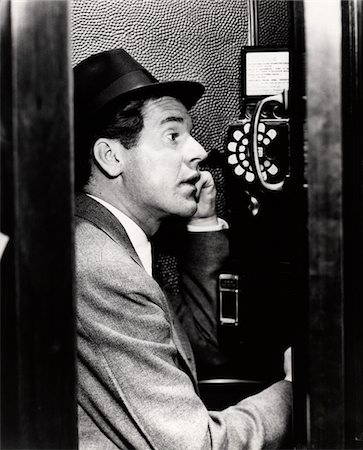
[170,229,230,374]
[76,222,291,450]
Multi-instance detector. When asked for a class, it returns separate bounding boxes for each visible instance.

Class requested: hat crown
[74,48,156,111]
[74,47,204,116]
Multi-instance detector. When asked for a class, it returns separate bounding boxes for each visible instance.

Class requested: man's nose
[185,136,208,165]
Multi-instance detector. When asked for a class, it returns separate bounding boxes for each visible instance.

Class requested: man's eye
[167,133,179,142]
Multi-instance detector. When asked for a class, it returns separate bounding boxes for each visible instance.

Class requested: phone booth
[1,0,363,449]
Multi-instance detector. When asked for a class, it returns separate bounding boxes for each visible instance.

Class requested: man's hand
[284,347,292,382]
[189,171,218,227]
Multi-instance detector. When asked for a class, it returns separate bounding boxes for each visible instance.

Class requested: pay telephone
[226,47,289,202]
[218,47,293,381]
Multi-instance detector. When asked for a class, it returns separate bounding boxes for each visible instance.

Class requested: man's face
[120,96,208,223]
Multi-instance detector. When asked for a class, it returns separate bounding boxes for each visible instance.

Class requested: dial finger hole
[228,154,238,165]
[234,165,245,176]
[267,164,279,175]
[258,123,266,133]
[267,129,277,139]
[228,142,237,152]
[245,172,255,182]
[233,130,243,141]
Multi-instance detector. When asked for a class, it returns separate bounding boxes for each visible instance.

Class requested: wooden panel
[341,0,363,447]
[288,1,309,448]
[304,1,345,447]
[1,0,77,448]
[1,0,17,446]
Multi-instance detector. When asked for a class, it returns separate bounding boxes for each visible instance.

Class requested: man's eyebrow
[160,116,184,125]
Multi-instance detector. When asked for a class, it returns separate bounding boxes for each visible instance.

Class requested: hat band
[90,69,157,114]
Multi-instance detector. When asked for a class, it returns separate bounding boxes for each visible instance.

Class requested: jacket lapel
[75,193,143,269]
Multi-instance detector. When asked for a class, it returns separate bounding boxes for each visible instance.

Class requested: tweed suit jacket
[75,193,291,450]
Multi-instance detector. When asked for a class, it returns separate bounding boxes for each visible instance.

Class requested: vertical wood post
[304,1,345,447]
[341,0,363,447]
[1,0,77,448]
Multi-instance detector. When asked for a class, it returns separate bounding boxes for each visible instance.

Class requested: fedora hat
[74,48,205,117]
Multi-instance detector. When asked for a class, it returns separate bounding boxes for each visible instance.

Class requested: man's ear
[92,138,124,177]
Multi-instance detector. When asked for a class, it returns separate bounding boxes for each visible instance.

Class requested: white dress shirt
[87,194,228,277]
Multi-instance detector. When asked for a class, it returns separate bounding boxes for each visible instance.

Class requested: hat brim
[90,79,205,117]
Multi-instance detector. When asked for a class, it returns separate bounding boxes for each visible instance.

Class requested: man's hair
[74,97,148,191]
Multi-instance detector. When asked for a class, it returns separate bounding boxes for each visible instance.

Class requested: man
[74,48,292,449]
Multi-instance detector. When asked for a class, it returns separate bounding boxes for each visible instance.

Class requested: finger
[194,172,206,200]
[199,170,214,188]
[194,171,213,197]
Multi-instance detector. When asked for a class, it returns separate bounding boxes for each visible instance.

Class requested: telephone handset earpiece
[250,90,289,192]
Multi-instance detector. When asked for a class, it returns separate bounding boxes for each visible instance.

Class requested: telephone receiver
[250,89,289,192]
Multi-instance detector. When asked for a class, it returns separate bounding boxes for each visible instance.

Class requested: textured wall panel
[72,0,248,154]
[257,0,289,47]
